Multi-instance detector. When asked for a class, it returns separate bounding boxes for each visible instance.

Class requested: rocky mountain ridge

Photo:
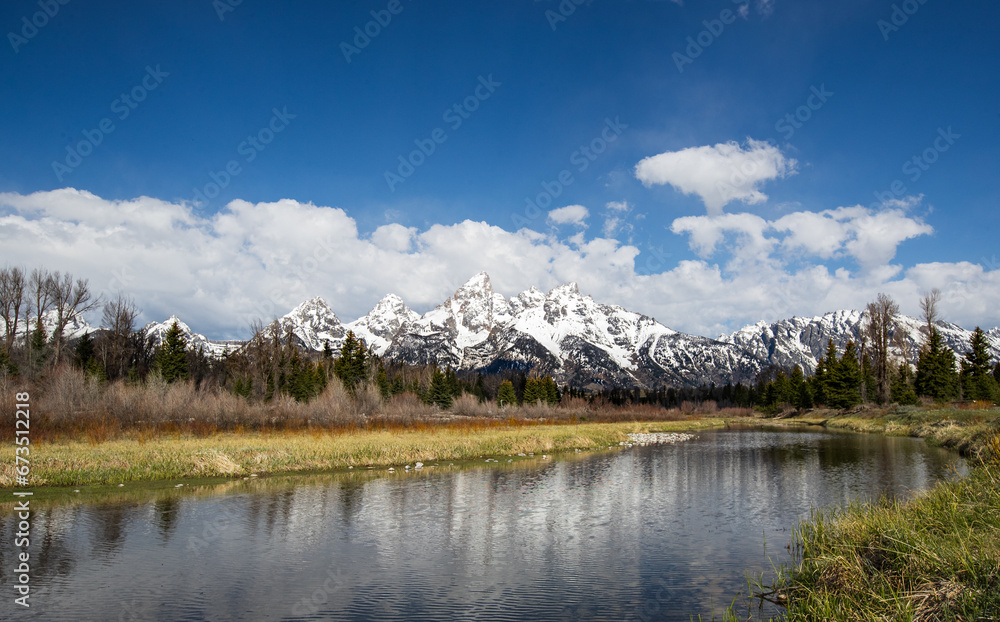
[70,273,1000,388]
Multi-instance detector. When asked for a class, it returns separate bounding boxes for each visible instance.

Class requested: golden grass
[0,419,724,488]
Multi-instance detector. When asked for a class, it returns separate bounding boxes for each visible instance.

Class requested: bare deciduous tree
[864,293,899,404]
[920,288,941,338]
[0,266,26,351]
[27,268,56,367]
[100,294,140,379]
[49,272,100,366]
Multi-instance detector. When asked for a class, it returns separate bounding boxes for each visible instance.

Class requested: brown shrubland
[6,364,725,443]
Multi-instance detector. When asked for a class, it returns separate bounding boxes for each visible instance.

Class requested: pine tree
[333,331,367,392]
[790,365,812,409]
[376,363,391,400]
[916,328,959,402]
[773,372,792,406]
[522,378,544,405]
[427,366,453,409]
[811,340,839,406]
[75,331,95,369]
[157,321,190,383]
[497,380,517,407]
[391,374,405,396]
[890,362,918,405]
[473,373,486,403]
[861,355,877,404]
[233,376,252,399]
[445,366,461,400]
[0,347,16,376]
[960,327,998,403]
[543,376,560,405]
[827,341,862,409]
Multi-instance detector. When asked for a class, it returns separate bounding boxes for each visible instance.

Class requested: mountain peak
[455,272,493,298]
[292,296,332,312]
[550,282,581,298]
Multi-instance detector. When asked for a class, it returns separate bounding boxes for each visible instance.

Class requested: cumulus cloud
[547,204,589,227]
[773,206,932,269]
[1,189,997,339]
[635,139,797,215]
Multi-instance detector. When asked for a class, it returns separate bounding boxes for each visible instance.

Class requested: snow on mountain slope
[721,310,1000,373]
[384,272,513,368]
[278,297,345,352]
[127,273,1000,389]
[345,294,420,356]
[143,316,243,356]
[16,309,94,342]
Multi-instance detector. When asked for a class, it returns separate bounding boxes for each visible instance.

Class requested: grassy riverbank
[746,407,1000,621]
[0,418,723,489]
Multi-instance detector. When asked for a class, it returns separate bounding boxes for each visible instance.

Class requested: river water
[0,427,966,621]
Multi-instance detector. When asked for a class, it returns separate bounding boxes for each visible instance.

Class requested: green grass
[0,418,724,489]
[735,408,1000,621]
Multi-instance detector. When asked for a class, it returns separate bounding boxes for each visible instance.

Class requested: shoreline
[735,406,1000,621]
[0,418,725,492]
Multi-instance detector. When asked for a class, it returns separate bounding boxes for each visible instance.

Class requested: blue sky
[1,0,998,339]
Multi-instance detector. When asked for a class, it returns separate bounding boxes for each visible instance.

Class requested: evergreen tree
[790,365,812,409]
[333,331,367,392]
[522,378,544,405]
[376,363,391,400]
[473,373,486,403]
[773,372,792,406]
[861,355,877,404]
[0,347,16,376]
[445,366,461,399]
[75,331,95,369]
[960,327,998,402]
[390,374,406,396]
[890,363,918,405]
[233,376,252,399]
[916,328,959,402]
[811,340,838,406]
[496,380,517,407]
[542,376,560,405]
[427,366,453,409]
[157,321,190,383]
[827,341,862,409]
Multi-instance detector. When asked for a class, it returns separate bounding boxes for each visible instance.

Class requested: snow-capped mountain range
[72,273,1000,388]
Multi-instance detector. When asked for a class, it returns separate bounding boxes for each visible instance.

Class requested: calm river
[0,427,966,621]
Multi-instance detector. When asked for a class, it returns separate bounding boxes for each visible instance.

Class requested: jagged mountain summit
[377,273,762,388]
[143,316,243,357]
[277,297,345,352]
[345,294,420,356]
[721,310,1000,375]
[116,273,1000,389]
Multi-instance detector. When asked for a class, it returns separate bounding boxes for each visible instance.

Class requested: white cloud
[547,204,589,227]
[371,223,417,252]
[773,205,932,269]
[635,138,796,215]
[602,200,633,238]
[1,189,997,339]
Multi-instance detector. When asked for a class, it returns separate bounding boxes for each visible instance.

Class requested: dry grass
[735,412,1000,622]
[0,419,726,488]
[7,366,732,446]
